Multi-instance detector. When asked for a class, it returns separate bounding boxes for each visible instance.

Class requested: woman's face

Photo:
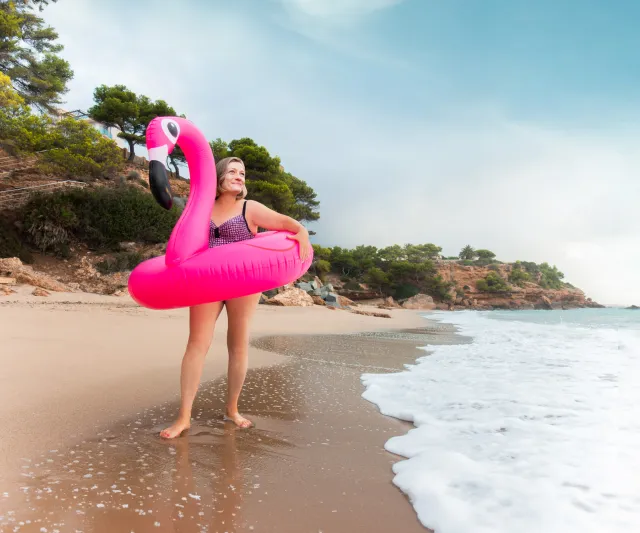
[222,162,246,194]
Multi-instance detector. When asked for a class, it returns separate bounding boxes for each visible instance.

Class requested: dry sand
[0,288,458,532]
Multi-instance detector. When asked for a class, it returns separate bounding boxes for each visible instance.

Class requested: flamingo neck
[165,119,216,266]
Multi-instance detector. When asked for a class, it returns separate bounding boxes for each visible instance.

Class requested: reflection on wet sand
[1,326,458,532]
[0,369,297,533]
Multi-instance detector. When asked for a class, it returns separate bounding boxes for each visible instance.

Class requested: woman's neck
[214,194,240,212]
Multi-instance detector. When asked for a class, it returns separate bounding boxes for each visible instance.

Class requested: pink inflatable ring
[127,116,313,310]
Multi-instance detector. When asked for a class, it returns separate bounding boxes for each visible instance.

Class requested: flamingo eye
[161,119,180,143]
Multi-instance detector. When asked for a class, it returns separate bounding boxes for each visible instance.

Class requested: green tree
[168,144,186,178]
[405,243,442,262]
[228,137,281,182]
[538,262,565,290]
[387,260,435,287]
[248,181,295,217]
[210,138,229,160]
[365,266,390,292]
[378,244,405,263]
[459,245,477,260]
[220,136,321,223]
[88,85,179,161]
[0,100,51,154]
[475,249,496,260]
[281,172,320,223]
[0,71,23,109]
[329,246,359,277]
[313,259,331,281]
[311,244,332,262]
[39,117,124,179]
[0,0,73,111]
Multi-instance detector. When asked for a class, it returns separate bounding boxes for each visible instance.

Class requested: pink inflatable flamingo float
[127,116,313,310]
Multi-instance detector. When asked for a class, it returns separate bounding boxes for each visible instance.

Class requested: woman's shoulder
[244,199,267,213]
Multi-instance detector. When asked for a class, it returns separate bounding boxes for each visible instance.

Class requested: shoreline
[0,291,462,532]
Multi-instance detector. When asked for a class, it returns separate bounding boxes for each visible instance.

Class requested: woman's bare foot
[224,411,253,429]
[160,418,191,439]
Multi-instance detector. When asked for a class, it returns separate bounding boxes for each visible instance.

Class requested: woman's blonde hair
[215,156,248,200]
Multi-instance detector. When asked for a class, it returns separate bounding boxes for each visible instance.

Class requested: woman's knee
[186,335,213,356]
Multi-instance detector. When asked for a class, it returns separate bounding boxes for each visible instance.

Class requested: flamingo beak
[148,148,173,210]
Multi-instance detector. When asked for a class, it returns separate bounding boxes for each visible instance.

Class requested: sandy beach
[0,289,460,532]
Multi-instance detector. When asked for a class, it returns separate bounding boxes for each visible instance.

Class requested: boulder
[32,287,50,297]
[401,293,437,310]
[264,287,314,307]
[0,257,68,292]
[295,281,314,293]
[537,295,553,310]
[379,296,401,309]
[263,288,279,299]
[338,295,355,307]
[324,292,343,308]
[0,277,16,285]
[311,295,326,306]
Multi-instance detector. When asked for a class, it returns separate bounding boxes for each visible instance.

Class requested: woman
[160,156,311,437]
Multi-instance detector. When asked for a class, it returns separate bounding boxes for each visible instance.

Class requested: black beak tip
[149,160,173,210]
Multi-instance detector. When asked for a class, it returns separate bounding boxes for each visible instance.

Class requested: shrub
[0,216,33,263]
[394,283,420,300]
[476,272,510,292]
[509,266,532,287]
[20,186,181,254]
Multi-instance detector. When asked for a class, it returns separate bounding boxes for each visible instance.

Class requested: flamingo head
[146,117,182,210]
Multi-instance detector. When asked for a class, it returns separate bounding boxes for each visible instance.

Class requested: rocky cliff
[434,261,602,310]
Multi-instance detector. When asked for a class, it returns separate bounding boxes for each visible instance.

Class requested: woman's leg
[223,292,261,428]
[160,301,224,438]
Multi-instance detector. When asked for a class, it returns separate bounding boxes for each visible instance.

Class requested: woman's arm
[246,200,312,261]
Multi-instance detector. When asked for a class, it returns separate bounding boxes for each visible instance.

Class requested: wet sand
[0,292,463,532]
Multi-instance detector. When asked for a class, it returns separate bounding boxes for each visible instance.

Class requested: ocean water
[361,308,640,533]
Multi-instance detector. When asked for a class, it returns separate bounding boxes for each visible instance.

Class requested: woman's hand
[286,228,311,261]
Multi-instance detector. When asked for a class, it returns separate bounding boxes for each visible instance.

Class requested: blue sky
[42,0,640,305]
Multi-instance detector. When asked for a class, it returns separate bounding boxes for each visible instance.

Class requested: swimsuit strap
[242,200,252,234]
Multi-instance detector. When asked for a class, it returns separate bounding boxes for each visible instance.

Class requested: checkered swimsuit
[208,200,255,248]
